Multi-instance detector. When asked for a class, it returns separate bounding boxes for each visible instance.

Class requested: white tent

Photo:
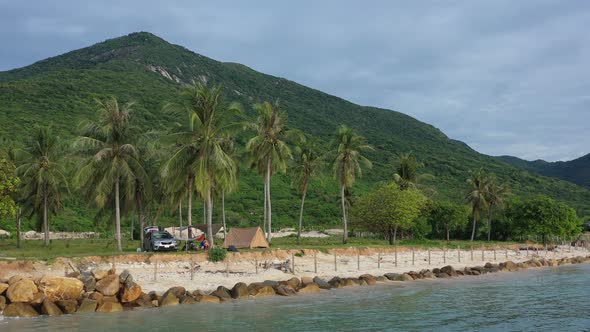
[164,226,202,241]
[0,229,10,238]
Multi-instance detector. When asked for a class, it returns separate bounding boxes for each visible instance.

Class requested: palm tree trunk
[297,184,308,244]
[136,196,143,243]
[16,208,21,249]
[341,184,348,244]
[221,189,227,238]
[487,206,492,241]
[203,200,206,225]
[115,179,122,252]
[187,177,193,240]
[43,191,49,246]
[266,158,272,244]
[470,215,477,242]
[206,188,214,248]
[263,179,267,235]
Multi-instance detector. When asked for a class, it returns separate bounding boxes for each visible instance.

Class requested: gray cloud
[1,0,588,161]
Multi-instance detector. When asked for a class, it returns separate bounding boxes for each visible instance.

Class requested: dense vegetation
[1,32,589,243]
[498,154,590,189]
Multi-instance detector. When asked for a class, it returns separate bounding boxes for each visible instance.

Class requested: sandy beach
[2,245,586,294]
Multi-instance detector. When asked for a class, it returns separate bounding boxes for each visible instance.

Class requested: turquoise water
[2,264,589,331]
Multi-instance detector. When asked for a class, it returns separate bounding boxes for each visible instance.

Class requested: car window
[153,232,172,239]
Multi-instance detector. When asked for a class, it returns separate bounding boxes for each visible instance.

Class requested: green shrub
[208,248,227,262]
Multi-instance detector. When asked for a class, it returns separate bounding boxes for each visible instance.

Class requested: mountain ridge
[1,31,589,227]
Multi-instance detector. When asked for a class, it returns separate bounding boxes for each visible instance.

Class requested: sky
[1,1,588,162]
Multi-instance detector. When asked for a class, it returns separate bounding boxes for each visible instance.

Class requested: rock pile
[1,255,589,317]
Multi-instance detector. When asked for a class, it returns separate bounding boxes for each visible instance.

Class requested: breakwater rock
[1,255,589,317]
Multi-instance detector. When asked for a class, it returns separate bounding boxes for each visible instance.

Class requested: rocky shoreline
[1,255,589,318]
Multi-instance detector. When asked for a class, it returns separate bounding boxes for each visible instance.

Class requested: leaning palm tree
[332,124,373,244]
[292,137,322,244]
[465,168,490,242]
[485,176,508,241]
[17,125,68,246]
[74,97,146,252]
[246,101,292,243]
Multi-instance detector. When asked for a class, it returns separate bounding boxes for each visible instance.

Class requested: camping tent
[195,224,224,238]
[223,227,269,249]
[164,226,202,241]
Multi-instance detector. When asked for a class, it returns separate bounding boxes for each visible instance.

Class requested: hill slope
[1,32,589,230]
[498,154,590,190]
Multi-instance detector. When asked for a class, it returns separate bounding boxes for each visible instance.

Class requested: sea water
[1,264,589,331]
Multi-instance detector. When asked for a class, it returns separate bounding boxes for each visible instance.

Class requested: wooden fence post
[412,247,415,266]
[378,252,381,269]
[357,249,361,271]
[154,257,158,281]
[314,252,317,274]
[458,246,461,263]
[226,258,229,278]
[255,258,259,274]
[493,247,497,261]
[471,246,474,261]
[394,246,397,267]
[481,246,484,261]
[428,249,431,265]
[334,252,337,272]
[443,247,446,264]
[292,253,295,274]
[505,249,508,259]
[190,254,194,281]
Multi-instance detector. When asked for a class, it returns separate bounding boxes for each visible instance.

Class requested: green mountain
[1,32,589,232]
[498,154,590,190]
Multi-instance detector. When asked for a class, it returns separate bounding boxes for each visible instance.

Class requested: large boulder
[121,281,142,303]
[57,299,78,314]
[30,292,46,305]
[250,285,275,297]
[283,277,301,290]
[298,283,321,294]
[210,286,232,301]
[41,299,63,316]
[0,282,8,295]
[3,303,39,317]
[160,292,179,307]
[8,275,26,285]
[275,285,297,296]
[359,274,377,285]
[440,265,456,276]
[77,274,96,292]
[0,295,6,311]
[400,273,414,281]
[38,275,84,302]
[181,296,196,305]
[119,270,133,283]
[92,270,109,280]
[96,301,123,313]
[340,279,359,287]
[422,271,435,279]
[95,274,120,296]
[231,282,249,299]
[195,295,221,303]
[163,286,186,299]
[502,261,518,272]
[77,299,98,313]
[6,278,38,302]
[313,277,331,289]
[301,276,314,285]
[384,273,400,281]
[88,291,104,302]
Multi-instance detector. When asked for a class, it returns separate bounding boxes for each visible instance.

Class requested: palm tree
[393,153,434,191]
[332,125,373,244]
[485,176,508,241]
[292,137,322,244]
[74,97,146,252]
[163,83,240,247]
[215,138,238,238]
[465,168,490,242]
[17,126,68,246]
[246,101,292,243]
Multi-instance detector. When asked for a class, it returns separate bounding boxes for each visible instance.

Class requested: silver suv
[143,231,178,252]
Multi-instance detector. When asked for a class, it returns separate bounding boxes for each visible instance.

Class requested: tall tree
[215,138,238,239]
[163,83,240,247]
[74,97,146,252]
[332,124,373,244]
[393,153,435,193]
[292,137,322,244]
[428,201,469,241]
[246,101,292,243]
[465,168,490,241]
[17,126,68,246]
[485,176,508,241]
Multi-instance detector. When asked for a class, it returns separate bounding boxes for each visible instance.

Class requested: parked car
[143,231,178,252]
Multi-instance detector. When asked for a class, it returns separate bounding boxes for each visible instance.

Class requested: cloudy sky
[1,1,588,161]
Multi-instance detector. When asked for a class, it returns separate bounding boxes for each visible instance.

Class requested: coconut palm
[74,97,146,252]
[246,101,292,243]
[393,153,434,191]
[332,124,373,244]
[485,176,509,241]
[215,138,238,238]
[163,83,240,247]
[465,168,490,241]
[292,137,322,244]
[17,125,68,246]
